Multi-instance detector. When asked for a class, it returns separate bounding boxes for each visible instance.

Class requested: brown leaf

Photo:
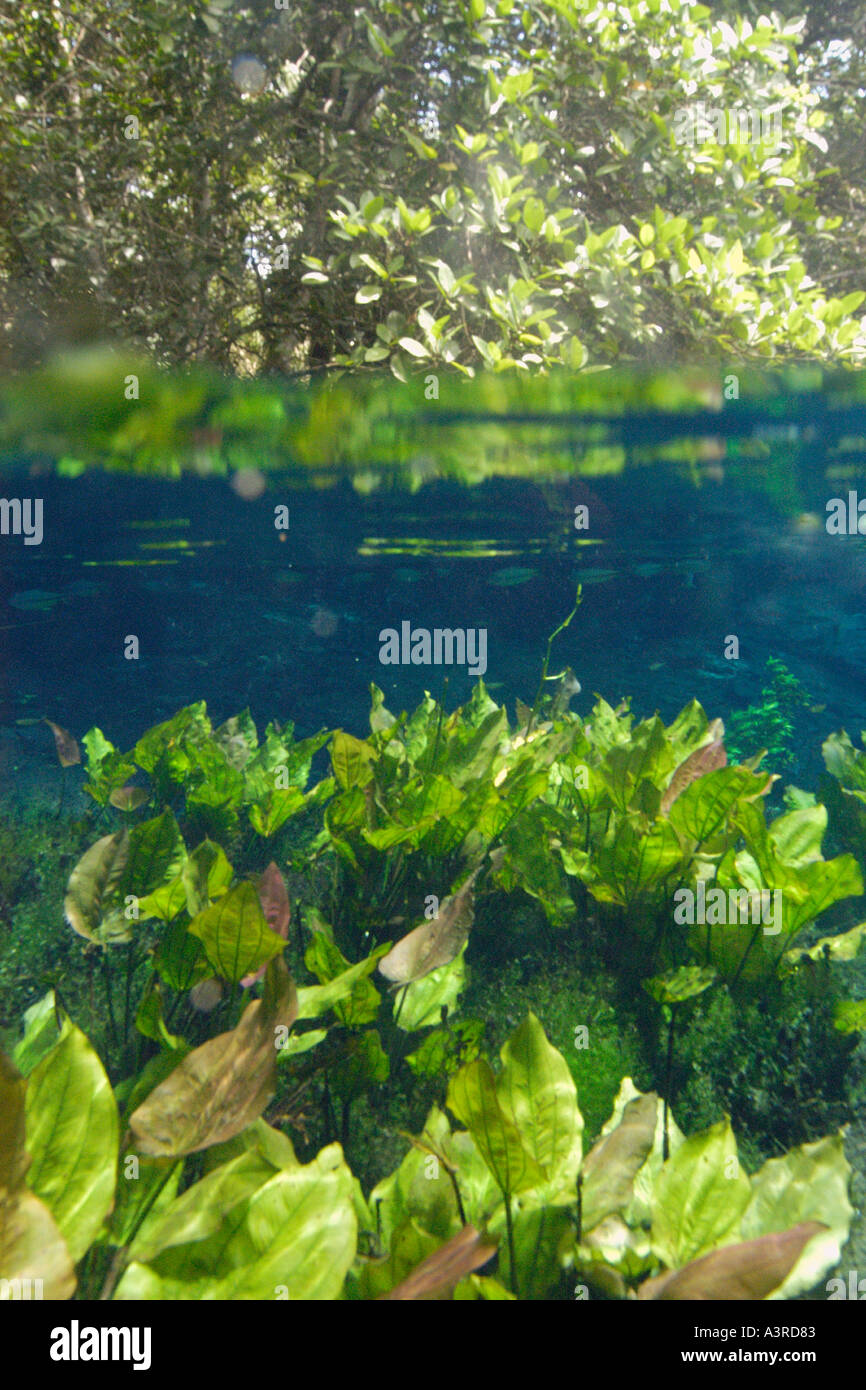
[378,865,481,984]
[381,1225,498,1300]
[129,957,298,1156]
[580,1092,658,1230]
[44,720,80,768]
[240,862,291,988]
[661,738,727,815]
[637,1221,827,1300]
[109,786,149,811]
[189,978,223,1012]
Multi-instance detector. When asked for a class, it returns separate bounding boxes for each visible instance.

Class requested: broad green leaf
[188,881,285,983]
[133,703,211,777]
[591,819,683,906]
[669,766,770,844]
[447,1055,545,1198]
[601,716,674,813]
[213,711,258,768]
[25,1022,119,1261]
[248,786,306,836]
[651,1118,750,1268]
[110,1156,182,1248]
[523,196,545,233]
[644,966,716,1006]
[330,1030,389,1102]
[834,1000,866,1033]
[454,1273,515,1299]
[135,985,184,1050]
[12,991,61,1077]
[119,809,184,903]
[768,805,827,865]
[304,925,380,1026]
[180,839,233,916]
[116,1143,356,1300]
[497,1013,583,1197]
[331,731,376,790]
[153,919,210,992]
[784,921,866,969]
[494,1203,571,1299]
[296,947,389,1021]
[354,1219,441,1300]
[783,854,863,935]
[0,1053,76,1299]
[276,1028,327,1058]
[370,1107,460,1248]
[82,728,137,807]
[394,946,467,1031]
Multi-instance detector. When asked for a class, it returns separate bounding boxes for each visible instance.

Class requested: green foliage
[726,658,814,772]
[665,974,859,1169]
[2,633,866,1298]
[2,1,864,374]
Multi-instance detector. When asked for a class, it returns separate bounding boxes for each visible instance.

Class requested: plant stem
[102,952,118,1060]
[527,590,581,734]
[429,678,449,773]
[663,1005,677,1161]
[447,1168,467,1227]
[99,1158,181,1300]
[575,1173,583,1245]
[504,1190,519,1298]
[393,983,408,1030]
[729,923,763,991]
[123,943,136,1069]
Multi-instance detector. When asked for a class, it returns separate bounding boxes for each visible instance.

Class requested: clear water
[2,370,866,1303]
[1,407,865,798]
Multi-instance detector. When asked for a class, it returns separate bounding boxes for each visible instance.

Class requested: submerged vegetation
[1,609,864,1301]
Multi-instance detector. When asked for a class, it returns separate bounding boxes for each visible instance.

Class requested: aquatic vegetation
[0,1003,852,1301]
[2,639,864,1300]
[725,657,813,773]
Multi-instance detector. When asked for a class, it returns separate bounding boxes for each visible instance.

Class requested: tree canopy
[1,0,864,376]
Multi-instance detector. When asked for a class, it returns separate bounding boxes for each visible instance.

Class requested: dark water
[1,400,866,798]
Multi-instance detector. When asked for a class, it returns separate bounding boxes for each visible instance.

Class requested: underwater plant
[0,1006,852,1300]
[3,612,864,1303]
[725,657,814,773]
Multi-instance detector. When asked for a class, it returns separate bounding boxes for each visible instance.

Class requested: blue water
[1,450,865,805]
